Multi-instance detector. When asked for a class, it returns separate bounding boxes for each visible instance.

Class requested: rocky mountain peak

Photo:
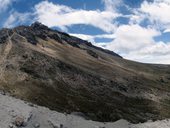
[0,22,122,58]
[30,21,49,31]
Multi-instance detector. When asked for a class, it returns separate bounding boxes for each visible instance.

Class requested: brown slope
[0,22,170,123]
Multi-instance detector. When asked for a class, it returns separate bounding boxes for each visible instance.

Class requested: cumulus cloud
[124,41,170,64]
[34,1,120,33]
[100,0,170,64]
[106,24,160,53]
[103,24,170,64]
[135,0,170,31]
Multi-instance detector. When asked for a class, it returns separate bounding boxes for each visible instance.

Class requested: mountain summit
[0,22,170,123]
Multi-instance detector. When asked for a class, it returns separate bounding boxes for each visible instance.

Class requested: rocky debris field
[0,91,170,128]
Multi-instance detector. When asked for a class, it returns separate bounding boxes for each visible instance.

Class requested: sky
[0,0,170,64]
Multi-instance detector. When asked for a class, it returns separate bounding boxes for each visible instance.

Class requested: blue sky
[0,0,170,64]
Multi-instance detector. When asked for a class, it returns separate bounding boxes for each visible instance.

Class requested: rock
[87,50,99,58]
[0,90,6,95]
[0,29,9,44]
[9,123,14,128]
[14,116,25,127]
[94,126,105,128]
[60,124,64,128]
[27,102,37,108]
[48,120,63,128]
[34,123,40,128]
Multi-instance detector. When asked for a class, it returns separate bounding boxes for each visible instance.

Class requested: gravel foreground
[0,92,170,128]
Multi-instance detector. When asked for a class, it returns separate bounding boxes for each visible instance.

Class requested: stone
[14,116,25,127]
[9,123,14,128]
[34,123,40,128]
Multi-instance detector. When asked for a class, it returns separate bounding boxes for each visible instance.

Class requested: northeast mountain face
[0,22,170,123]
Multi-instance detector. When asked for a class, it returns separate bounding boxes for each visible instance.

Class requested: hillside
[0,22,170,123]
[1,92,170,128]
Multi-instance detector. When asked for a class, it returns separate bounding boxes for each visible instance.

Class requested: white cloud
[138,42,170,56]
[4,11,32,28]
[95,33,115,39]
[106,24,160,53]
[70,33,95,43]
[34,1,120,33]
[164,29,170,33]
[0,0,15,11]
[124,42,170,64]
[136,0,170,31]
[70,33,115,43]
[103,0,170,64]
[103,24,170,64]
[141,1,170,23]
[102,0,122,11]
[129,12,145,25]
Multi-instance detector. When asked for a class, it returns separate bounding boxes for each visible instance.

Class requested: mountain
[0,22,170,123]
